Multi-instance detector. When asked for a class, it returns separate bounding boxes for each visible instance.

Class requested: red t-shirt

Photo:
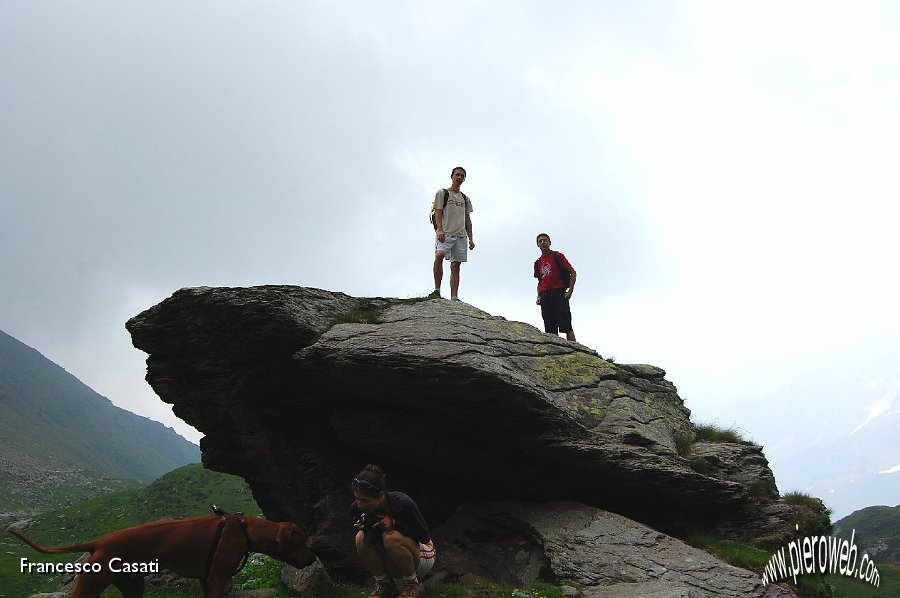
[534,251,572,293]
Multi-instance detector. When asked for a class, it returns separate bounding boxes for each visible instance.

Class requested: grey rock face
[126,286,808,585]
[434,501,795,597]
[281,560,333,594]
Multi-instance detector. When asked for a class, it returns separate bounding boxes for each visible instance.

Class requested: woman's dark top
[350,491,431,545]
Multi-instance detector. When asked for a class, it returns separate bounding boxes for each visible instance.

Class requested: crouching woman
[351,464,435,598]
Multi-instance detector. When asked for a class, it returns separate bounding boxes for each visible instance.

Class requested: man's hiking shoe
[367,578,397,598]
[427,290,441,299]
[398,578,424,598]
[450,297,461,302]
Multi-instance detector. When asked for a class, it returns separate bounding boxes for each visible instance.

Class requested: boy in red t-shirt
[534,233,577,342]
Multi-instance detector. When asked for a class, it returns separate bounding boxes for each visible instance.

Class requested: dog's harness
[204,505,253,584]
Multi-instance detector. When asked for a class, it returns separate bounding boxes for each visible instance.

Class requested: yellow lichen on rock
[533,351,617,389]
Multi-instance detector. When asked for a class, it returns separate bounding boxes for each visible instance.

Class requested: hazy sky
[2,0,897,481]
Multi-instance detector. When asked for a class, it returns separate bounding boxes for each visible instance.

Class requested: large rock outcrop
[127,286,806,595]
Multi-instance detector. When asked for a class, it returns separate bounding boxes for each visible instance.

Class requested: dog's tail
[7,527,94,555]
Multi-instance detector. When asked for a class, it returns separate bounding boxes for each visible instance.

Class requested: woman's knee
[354,531,369,553]
[382,531,419,555]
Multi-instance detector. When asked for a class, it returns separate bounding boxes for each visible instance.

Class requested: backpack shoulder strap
[442,189,449,208]
[553,251,568,271]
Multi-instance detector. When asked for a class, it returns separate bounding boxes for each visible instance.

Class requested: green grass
[828,562,900,598]
[686,534,771,570]
[676,422,750,458]
[749,479,778,499]
[330,296,431,327]
[675,433,694,456]
[689,456,712,474]
[231,554,288,591]
[332,307,383,325]
[782,491,826,509]
[780,491,833,537]
[694,422,748,443]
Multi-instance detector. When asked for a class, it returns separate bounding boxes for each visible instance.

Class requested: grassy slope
[827,563,900,598]
[827,505,900,596]
[834,505,900,564]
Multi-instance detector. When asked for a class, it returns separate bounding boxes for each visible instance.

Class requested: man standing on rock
[429,166,474,302]
[534,233,577,342]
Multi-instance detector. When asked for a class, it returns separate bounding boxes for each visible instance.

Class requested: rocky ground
[0,450,140,526]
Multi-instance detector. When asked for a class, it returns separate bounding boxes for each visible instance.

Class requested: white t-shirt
[433,189,473,237]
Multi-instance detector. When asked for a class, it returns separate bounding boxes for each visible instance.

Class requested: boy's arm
[565,265,577,299]
[435,208,445,242]
[466,213,474,249]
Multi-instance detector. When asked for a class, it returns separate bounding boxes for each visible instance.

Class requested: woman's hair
[353,464,387,497]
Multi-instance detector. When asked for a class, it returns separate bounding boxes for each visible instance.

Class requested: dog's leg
[113,574,145,598]
[69,570,113,598]
[201,576,234,598]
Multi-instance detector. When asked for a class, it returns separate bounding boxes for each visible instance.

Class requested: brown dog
[8,513,317,597]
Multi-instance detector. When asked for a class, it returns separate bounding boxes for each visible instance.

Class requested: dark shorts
[540,288,573,334]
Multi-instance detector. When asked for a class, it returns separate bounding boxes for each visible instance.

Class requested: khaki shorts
[435,235,468,262]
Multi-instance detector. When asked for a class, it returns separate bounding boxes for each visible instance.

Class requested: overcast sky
[2,0,897,484]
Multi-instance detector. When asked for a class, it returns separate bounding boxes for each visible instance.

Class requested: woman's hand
[374,515,395,532]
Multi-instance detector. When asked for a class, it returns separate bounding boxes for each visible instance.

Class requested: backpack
[534,251,572,289]
[430,189,469,230]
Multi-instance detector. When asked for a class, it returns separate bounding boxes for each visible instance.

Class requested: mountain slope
[0,329,199,490]
[834,504,900,565]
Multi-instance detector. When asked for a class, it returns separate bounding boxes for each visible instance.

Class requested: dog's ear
[275,522,303,549]
[275,523,290,549]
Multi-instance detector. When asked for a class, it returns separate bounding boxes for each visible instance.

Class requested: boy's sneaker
[367,577,397,598]
[398,578,424,598]
[427,290,441,299]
